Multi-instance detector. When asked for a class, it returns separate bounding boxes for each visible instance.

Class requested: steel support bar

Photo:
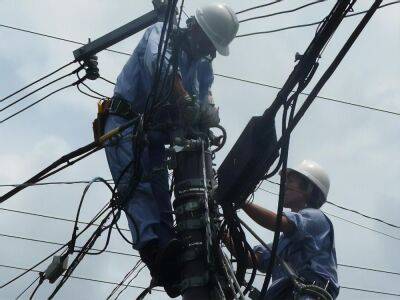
[73,10,158,61]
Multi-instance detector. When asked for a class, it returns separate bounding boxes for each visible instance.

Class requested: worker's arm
[242,203,294,235]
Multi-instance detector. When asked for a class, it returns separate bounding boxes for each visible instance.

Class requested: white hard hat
[287,160,330,200]
[195,3,239,56]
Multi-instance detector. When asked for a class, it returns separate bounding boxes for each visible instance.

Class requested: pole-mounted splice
[168,132,243,299]
[169,138,216,300]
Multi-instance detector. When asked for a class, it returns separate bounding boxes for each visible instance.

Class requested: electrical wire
[239,0,326,23]
[99,76,116,85]
[324,211,400,242]
[255,185,400,241]
[259,182,400,230]
[0,60,75,103]
[115,265,147,300]
[0,23,132,57]
[236,1,400,38]
[5,203,399,282]
[214,73,400,117]
[0,65,82,113]
[0,82,76,125]
[0,264,165,293]
[106,261,142,299]
[0,233,138,259]
[340,285,400,297]
[236,0,282,15]
[15,276,40,300]
[0,179,113,188]
[0,203,110,289]
[0,207,130,232]
[1,22,398,117]
[76,83,104,100]
[326,201,400,229]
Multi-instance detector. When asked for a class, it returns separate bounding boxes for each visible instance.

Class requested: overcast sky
[0,1,399,299]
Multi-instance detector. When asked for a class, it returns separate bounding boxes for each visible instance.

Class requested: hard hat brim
[215,44,229,56]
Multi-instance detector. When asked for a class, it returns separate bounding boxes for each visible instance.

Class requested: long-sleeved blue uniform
[254,208,339,299]
[105,22,214,250]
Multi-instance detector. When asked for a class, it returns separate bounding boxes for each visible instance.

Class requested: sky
[0,0,399,299]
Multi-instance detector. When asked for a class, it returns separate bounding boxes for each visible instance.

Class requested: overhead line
[1,23,399,117]
[0,61,74,103]
[0,24,131,57]
[257,186,400,241]
[4,206,400,277]
[214,73,400,117]
[239,0,325,23]
[0,179,113,188]
[324,211,400,242]
[236,1,400,38]
[0,207,130,232]
[236,1,282,15]
[0,264,164,293]
[327,200,400,229]
[262,181,400,229]
[247,263,400,277]
[340,285,400,297]
[0,232,138,258]
[1,264,399,296]
[0,83,74,125]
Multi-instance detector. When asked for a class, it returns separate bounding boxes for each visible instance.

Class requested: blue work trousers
[104,114,174,250]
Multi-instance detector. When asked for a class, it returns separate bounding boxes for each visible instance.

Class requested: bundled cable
[260,0,383,298]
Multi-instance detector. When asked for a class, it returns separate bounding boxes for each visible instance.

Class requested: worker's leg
[104,115,160,250]
[147,130,175,248]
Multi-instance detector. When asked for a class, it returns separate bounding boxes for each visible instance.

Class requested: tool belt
[109,95,139,120]
[92,95,139,143]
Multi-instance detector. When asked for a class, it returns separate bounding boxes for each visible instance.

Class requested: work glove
[199,94,220,128]
[179,94,200,125]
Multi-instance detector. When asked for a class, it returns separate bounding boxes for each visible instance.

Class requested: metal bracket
[72,1,170,61]
[176,217,206,232]
[180,273,210,292]
[175,200,203,215]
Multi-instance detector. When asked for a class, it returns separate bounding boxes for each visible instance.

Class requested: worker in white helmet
[242,160,339,299]
[104,3,239,297]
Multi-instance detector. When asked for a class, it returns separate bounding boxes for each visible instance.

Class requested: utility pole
[168,128,242,299]
[168,136,221,299]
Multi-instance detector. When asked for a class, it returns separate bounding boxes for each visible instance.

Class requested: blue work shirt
[254,208,339,298]
[114,22,214,113]
[105,22,214,250]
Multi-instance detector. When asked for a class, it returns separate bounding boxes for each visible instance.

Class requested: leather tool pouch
[93,98,111,142]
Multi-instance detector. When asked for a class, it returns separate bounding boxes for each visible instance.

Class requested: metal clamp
[176,217,207,232]
[175,201,203,215]
[179,273,210,292]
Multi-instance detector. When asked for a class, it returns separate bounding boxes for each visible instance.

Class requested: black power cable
[0,65,82,113]
[0,202,110,289]
[327,201,400,229]
[261,181,400,229]
[0,264,166,293]
[237,1,399,38]
[236,0,282,15]
[239,0,326,23]
[0,82,77,125]
[2,20,399,117]
[0,61,75,103]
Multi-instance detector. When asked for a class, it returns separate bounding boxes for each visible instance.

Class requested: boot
[158,238,184,298]
[139,239,161,280]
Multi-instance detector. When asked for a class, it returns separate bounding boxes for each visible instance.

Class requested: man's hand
[180,94,200,125]
[199,102,220,128]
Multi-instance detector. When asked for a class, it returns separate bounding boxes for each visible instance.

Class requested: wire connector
[83,55,100,81]
[44,255,69,284]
